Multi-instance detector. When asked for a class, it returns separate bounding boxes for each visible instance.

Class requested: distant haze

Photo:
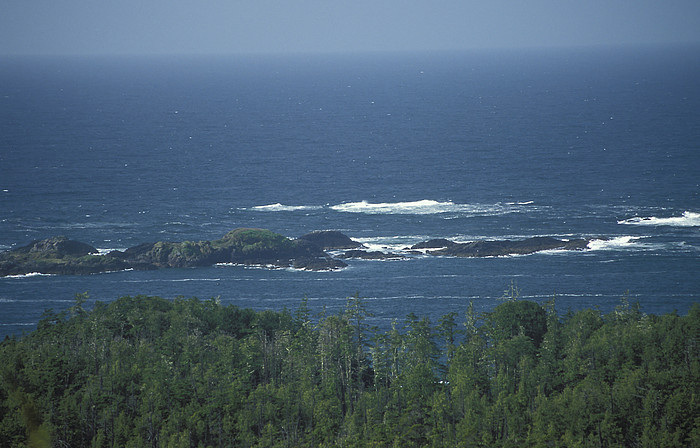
[2,0,700,55]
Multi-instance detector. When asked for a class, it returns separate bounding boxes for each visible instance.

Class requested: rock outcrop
[109,228,347,271]
[0,231,593,277]
[0,236,131,276]
[297,230,363,250]
[0,229,347,277]
[412,236,589,257]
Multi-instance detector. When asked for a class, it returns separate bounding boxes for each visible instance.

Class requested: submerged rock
[292,257,348,271]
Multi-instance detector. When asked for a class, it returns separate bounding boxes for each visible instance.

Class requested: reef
[0,230,593,277]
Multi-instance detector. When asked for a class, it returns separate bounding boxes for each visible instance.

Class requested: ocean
[1,46,699,338]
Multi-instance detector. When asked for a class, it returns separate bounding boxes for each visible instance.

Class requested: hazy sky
[2,0,700,55]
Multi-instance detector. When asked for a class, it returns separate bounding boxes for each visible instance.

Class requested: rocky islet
[0,229,593,277]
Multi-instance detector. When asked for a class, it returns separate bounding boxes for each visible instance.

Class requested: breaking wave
[352,235,431,252]
[587,236,643,251]
[618,211,700,227]
[249,203,325,212]
[245,199,537,216]
[3,272,55,279]
[330,200,517,215]
[96,248,128,255]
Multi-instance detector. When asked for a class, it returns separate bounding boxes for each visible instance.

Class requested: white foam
[172,278,221,282]
[352,235,430,252]
[331,199,448,214]
[507,200,535,205]
[587,236,642,251]
[3,272,55,279]
[216,263,285,270]
[250,203,323,212]
[618,211,700,227]
[330,200,514,216]
[96,248,128,256]
[100,268,134,274]
[244,199,530,216]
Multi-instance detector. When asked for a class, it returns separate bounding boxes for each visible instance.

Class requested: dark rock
[15,236,97,257]
[404,250,425,255]
[410,239,455,250]
[427,236,590,258]
[114,229,347,271]
[119,241,223,269]
[292,257,347,271]
[297,230,363,250]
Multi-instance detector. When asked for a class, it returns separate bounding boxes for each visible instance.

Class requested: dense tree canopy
[1,293,698,447]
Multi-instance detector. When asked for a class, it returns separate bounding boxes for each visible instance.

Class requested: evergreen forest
[1,292,698,447]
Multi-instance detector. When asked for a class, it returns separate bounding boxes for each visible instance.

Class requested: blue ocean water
[1,46,699,338]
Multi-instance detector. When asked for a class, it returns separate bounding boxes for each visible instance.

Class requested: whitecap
[618,211,700,227]
[330,200,514,216]
[245,199,526,216]
[249,203,324,212]
[507,200,535,205]
[331,199,456,215]
[171,278,221,282]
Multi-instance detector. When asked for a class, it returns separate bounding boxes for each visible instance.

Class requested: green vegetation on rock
[217,228,297,257]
